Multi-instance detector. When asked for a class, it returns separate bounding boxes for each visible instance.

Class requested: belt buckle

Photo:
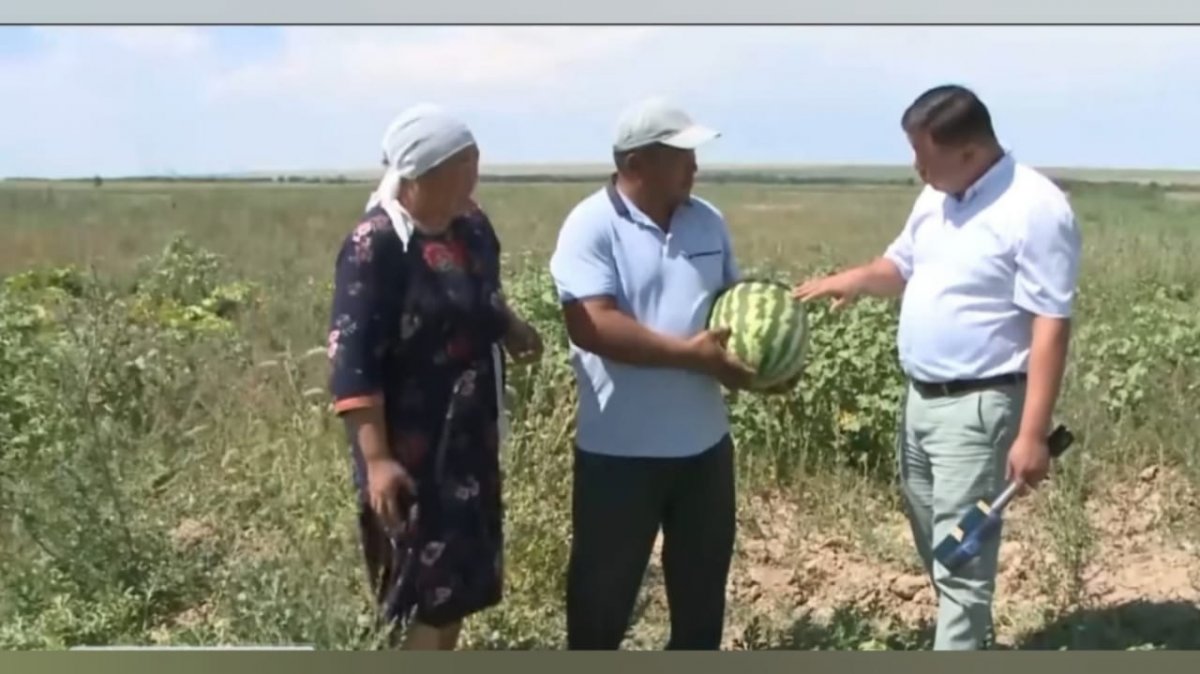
[936,382,952,397]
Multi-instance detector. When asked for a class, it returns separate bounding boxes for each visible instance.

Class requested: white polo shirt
[883,152,1082,384]
[548,180,740,459]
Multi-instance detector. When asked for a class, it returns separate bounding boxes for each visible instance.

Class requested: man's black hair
[901,84,997,147]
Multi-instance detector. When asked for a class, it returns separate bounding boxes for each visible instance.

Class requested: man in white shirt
[793,84,1082,650]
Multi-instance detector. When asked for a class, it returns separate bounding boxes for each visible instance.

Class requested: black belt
[910,372,1027,398]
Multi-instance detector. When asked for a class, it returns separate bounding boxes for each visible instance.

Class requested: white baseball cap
[612,97,721,152]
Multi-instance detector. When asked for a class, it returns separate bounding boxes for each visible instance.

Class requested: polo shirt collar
[955,150,1015,204]
[605,174,693,229]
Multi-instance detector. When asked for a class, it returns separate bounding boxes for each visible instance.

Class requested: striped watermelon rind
[705,278,809,391]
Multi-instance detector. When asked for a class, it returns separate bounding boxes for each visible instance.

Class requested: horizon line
[7,160,1200,183]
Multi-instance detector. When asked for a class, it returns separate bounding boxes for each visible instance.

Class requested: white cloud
[1,26,1197,177]
[196,26,1200,131]
[207,27,664,103]
[99,27,211,58]
[20,26,213,63]
[761,26,1200,96]
[0,27,226,177]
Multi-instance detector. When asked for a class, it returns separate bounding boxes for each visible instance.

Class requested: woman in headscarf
[327,103,543,650]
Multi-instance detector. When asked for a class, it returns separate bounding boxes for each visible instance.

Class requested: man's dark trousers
[565,433,736,650]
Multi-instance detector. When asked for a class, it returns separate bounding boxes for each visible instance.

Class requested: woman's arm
[473,208,544,363]
[328,219,414,530]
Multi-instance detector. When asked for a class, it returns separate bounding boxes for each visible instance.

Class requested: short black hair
[901,84,996,147]
[612,143,668,172]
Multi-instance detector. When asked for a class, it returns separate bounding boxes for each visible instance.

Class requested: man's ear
[617,149,640,173]
[958,138,984,163]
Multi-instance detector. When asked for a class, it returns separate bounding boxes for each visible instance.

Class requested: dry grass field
[1,174,1199,650]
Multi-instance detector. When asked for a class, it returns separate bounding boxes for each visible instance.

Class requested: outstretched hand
[792,271,860,311]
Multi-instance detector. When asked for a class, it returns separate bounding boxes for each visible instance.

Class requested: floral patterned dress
[327,203,509,631]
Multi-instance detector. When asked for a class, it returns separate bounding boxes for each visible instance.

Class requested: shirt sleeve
[548,208,618,303]
[1013,199,1082,318]
[720,221,741,287]
[327,223,388,414]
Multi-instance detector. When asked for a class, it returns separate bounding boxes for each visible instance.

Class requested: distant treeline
[5,174,1199,193]
[4,173,916,186]
[3,175,356,185]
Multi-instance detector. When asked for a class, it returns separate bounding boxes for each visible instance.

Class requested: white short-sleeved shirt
[882,152,1082,383]
[548,180,740,459]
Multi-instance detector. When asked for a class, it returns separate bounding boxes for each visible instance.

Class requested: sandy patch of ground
[626,468,1200,650]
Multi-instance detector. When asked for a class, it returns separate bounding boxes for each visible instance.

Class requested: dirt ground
[625,466,1200,650]
[162,463,1200,650]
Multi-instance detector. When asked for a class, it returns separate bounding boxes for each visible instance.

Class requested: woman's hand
[499,299,543,364]
[344,405,417,536]
[365,455,418,535]
[504,316,544,364]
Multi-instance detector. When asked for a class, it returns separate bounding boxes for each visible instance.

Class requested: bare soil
[626,467,1200,650]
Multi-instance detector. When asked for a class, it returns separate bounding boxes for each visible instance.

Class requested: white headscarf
[365,103,477,252]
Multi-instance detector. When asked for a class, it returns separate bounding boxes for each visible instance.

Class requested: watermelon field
[1,175,1199,650]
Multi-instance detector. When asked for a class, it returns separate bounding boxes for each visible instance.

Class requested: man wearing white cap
[549,96,754,650]
[328,103,542,650]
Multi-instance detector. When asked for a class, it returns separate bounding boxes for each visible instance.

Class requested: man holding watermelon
[548,96,757,650]
[793,84,1081,650]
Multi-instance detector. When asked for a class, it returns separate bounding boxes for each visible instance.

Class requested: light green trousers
[897,380,1026,650]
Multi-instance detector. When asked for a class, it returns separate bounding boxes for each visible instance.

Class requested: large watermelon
[706,279,809,391]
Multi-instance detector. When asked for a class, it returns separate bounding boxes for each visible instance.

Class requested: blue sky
[1,26,1197,178]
